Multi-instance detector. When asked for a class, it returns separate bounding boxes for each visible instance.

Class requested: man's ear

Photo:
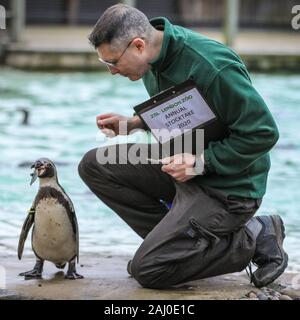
[132,38,145,53]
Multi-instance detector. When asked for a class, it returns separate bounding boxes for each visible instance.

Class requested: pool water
[0,68,299,270]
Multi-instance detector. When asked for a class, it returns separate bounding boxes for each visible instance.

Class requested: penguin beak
[30,168,38,186]
[30,161,41,186]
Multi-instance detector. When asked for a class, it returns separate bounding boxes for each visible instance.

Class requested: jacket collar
[148,17,185,72]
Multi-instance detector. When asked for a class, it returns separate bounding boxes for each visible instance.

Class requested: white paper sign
[140,88,215,144]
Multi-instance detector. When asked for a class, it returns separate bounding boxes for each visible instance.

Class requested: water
[0,68,299,270]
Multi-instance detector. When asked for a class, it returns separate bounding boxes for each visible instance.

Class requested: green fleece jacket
[142,17,279,199]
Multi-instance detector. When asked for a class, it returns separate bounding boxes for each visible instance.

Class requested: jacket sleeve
[203,63,279,175]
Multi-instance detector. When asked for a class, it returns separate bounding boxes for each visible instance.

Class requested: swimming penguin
[18,108,30,125]
[18,158,83,280]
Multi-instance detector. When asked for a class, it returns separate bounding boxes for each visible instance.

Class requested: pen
[146,158,163,164]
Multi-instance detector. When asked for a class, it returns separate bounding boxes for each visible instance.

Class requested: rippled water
[0,68,299,270]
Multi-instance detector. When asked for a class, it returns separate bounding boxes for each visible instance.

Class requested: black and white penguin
[18,158,83,280]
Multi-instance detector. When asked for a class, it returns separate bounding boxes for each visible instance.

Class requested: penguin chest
[32,198,76,263]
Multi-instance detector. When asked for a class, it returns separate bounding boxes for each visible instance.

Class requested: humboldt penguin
[18,158,83,280]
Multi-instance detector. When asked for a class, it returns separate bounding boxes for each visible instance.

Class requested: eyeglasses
[98,39,134,68]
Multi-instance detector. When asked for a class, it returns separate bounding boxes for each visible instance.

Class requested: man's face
[97,38,151,81]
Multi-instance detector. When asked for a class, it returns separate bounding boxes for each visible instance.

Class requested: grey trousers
[78,144,262,289]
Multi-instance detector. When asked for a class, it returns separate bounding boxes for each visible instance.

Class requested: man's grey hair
[88,4,154,51]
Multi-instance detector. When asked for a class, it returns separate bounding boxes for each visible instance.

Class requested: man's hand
[96,113,143,137]
[161,153,198,183]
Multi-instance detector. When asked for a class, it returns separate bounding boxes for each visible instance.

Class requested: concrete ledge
[4,48,300,72]
[240,53,300,72]
[1,254,299,300]
[2,27,300,72]
[4,49,103,71]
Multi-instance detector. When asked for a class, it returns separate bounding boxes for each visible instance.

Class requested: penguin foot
[19,270,42,280]
[19,260,44,280]
[65,272,84,280]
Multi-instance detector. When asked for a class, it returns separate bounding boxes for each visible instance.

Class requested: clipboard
[133,79,229,156]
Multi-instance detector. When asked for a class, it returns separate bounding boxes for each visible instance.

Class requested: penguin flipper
[18,208,35,260]
[65,195,79,263]
[71,210,80,263]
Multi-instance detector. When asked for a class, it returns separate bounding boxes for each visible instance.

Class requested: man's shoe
[247,215,288,288]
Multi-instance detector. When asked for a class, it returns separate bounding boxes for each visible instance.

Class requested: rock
[279,295,293,300]
[280,289,300,299]
[246,291,257,299]
[268,289,281,297]
[272,292,282,298]
[257,292,269,300]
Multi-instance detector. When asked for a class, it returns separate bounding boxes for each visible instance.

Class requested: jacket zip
[155,70,161,92]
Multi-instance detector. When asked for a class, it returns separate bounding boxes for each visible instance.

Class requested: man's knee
[130,256,176,289]
[78,148,98,180]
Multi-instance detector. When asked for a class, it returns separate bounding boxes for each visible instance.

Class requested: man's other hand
[161,153,197,183]
[96,113,143,137]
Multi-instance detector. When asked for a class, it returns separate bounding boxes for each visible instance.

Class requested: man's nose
[108,65,120,75]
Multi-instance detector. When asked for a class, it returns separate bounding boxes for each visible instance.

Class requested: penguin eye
[36,161,42,167]
[45,163,53,169]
